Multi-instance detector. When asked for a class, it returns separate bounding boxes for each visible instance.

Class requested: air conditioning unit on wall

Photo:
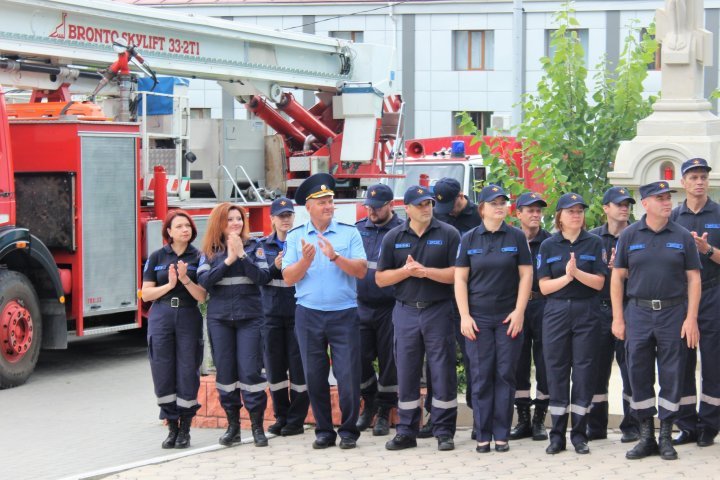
[490,114,512,133]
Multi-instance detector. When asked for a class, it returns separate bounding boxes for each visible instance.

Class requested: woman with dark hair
[537,193,608,455]
[141,210,207,449]
[257,197,309,437]
[198,202,270,447]
[456,185,533,453]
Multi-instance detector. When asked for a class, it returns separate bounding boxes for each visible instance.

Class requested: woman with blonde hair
[198,202,271,447]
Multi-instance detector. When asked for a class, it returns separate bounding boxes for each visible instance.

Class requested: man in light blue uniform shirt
[283,173,368,450]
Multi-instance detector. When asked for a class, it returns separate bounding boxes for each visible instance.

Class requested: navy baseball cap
[270,196,294,215]
[404,185,435,206]
[681,157,712,175]
[478,184,509,203]
[433,177,462,214]
[639,181,677,199]
[364,184,394,208]
[516,191,548,208]
[602,186,636,205]
[294,173,335,206]
[556,192,588,211]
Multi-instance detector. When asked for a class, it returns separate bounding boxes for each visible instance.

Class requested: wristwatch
[705,246,715,259]
[330,252,340,262]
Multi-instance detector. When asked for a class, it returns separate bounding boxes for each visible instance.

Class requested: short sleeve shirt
[537,230,608,299]
[614,215,701,299]
[528,229,552,293]
[435,197,482,235]
[143,244,201,304]
[282,218,367,311]
[377,217,460,303]
[671,198,720,284]
[589,223,624,300]
[455,222,532,315]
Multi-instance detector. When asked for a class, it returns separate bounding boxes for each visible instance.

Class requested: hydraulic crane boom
[0,0,395,97]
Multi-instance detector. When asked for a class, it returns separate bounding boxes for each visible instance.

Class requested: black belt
[529,291,545,301]
[702,277,720,291]
[155,296,197,308]
[632,297,684,311]
[400,300,439,309]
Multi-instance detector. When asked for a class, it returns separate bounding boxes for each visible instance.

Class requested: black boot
[531,405,548,441]
[267,417,286,436]
[175,416,192,449]
[219,409,241,446]
[510,405,532,440]
[626,417,658,460]
[356,398,376,431]
[373,406,391,436]
[658,420,678,460]
[250,410,268,447]
[162,419,179,449]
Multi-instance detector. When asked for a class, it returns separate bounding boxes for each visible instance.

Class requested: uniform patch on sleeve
[602,249,607,263]
[537,254,542,269]
[143,259,150,272]
[665,243,683,250]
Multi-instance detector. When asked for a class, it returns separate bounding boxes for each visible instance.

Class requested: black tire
[0,270,42,389]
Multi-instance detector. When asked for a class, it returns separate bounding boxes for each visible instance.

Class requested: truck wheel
[0,271,42,389]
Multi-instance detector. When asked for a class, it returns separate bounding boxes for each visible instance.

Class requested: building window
[641,27,661,71]
[330,31,364,43]
[453,111,493,135]
[454,30,494,71]
[545,28,589,66]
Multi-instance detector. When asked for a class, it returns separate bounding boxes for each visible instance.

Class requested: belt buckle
[651,299,661,311]
[170,297,180,308]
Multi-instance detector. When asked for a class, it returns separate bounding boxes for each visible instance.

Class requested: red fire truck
[0,0,534,387]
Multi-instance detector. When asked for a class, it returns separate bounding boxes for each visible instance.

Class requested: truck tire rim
[1,301,33,364]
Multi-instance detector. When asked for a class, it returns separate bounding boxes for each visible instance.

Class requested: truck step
[69,323,141,337]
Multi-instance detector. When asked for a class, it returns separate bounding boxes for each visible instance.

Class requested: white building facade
[116,0,720,139]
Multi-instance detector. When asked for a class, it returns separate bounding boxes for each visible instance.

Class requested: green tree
[459,2,657,228]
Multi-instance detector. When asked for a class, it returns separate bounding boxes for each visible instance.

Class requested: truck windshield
[384,163,465,198]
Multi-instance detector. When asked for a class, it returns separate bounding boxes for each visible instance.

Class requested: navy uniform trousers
[295,305,361,442]
[263,314,310,427]
[586,300,638,436]
[514,298,549,409]
[395,300,458,438]
[148,303,203,420]
[424,301,472,415]
[358,301,398,408]
[207,316,268,413]
[466,312,524,442]
[676,284,720,435]
[543,298,600,447]
[625,302,688,421]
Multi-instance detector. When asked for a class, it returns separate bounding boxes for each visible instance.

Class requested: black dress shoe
[385,434,417,450]
[546,441,566,455]
[339,437,357,449]
[495,442,510,452]
[471,430,477,440]
[417,420,434,439]
[621,430,640,443]
[574,442,590,454]
[437,435,455,451]
[475,443,491,453]
[280,424,305,436]
[267,419,286,436]
[312,437,336,449]
[697,429,716,447]
[672,429,697,445]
